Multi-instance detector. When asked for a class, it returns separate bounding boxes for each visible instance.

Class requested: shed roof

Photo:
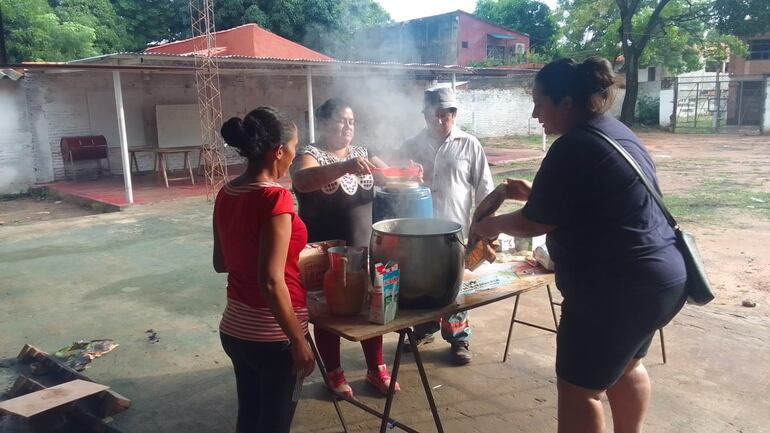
[144,23,334,62]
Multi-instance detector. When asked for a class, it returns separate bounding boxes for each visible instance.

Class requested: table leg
[406,328,445,433]
[160,154,169,188]
[546,285,560,331]
[131,152,138,174]
[154,154,161,184]
[306,334,349,433]
[503,294,521,363]
[185,152,195,185]
[379,331,406,433]
[659,328,667,364]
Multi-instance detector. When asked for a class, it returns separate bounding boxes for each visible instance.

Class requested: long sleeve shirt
[402,127,495,238]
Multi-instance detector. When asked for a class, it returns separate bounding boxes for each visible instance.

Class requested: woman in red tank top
[213,107,314,433]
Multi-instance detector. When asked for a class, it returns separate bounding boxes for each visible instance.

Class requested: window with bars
[748,40,770,60]
[487,45,505,59]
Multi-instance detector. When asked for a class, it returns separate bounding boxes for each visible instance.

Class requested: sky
[376,0,559,22]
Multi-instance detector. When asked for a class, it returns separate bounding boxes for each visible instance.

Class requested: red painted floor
[42,168,293,209]
[41,148,535,210]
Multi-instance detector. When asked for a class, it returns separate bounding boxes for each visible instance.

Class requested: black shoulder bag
[583,126,715,306]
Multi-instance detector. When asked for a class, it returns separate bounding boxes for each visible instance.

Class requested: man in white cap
[401,86,495,365]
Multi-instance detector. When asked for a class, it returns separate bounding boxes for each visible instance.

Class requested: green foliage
[558,0,752,71]
[475,0,558,51]
[170,0,390,57]
[712,0,770,37]
[54,0,128,53]
[636,95,659,126]
[3,0,99,62]
[3,0,390,60]
[110,0,182,51]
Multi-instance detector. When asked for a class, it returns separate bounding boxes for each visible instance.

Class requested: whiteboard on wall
[156,104,202,148]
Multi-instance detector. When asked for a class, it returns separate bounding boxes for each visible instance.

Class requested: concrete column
[762,76,770,135]
[112,71,133,204]
[659,88,674,127]
[306,67,315,143]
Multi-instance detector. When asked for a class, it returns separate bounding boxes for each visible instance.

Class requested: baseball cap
[423,87,458,111]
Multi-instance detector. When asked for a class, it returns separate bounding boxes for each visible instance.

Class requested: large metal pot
[370,218,464,309]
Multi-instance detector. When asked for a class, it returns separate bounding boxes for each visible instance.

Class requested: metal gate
[672,75,766,133]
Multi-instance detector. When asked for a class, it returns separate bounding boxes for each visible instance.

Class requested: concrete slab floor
[0,197,768,433]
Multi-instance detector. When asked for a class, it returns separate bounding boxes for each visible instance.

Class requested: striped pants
[413,310,471,343]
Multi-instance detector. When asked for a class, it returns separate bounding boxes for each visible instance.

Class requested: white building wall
[455,87,543,137]
[659,89,674,127]
[0,80,35,194]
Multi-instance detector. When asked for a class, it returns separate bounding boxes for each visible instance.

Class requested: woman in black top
[474,58,687,433]
[290,98,400,398]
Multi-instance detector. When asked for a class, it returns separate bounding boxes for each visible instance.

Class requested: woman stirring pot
[290,98,400,398]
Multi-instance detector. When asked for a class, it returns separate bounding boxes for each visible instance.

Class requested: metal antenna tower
[189,0,227,199]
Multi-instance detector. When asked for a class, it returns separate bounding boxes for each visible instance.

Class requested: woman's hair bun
[219,107,296,163]
[578,56,615,93]
[221,117,247,149]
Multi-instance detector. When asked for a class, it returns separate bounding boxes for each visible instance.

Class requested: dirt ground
[0,131,769,433]
[0,195,101,226]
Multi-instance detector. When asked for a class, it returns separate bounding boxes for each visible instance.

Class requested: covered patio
[10,54,503,209]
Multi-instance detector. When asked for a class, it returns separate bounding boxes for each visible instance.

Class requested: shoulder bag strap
[581,125,679,230]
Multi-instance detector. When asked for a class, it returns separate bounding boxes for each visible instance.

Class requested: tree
[712,0,770,37]
[53,0,128,54]
[1,5,8,64]
[558,0,749,125]
[3,0,98,62]
[169,0,390,57]
[475,0,558,52]
[110,0,182,51]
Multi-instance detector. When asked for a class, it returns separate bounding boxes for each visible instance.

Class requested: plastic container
[373,186,433,222]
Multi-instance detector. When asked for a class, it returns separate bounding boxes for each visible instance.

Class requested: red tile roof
[144,23,334,61]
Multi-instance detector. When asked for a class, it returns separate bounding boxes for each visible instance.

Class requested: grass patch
[491,162,539,185]
[665,177,770,223]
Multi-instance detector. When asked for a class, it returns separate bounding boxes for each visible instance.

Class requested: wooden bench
[60,136,111,181]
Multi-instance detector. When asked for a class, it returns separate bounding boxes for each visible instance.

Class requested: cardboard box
[298,240,345,291]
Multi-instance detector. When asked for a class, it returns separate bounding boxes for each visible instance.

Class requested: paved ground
[1,132,769,432]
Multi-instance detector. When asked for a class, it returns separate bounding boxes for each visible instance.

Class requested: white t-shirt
[403,127,495,238]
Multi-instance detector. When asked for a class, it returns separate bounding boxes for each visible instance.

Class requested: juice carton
[369,262,400,325]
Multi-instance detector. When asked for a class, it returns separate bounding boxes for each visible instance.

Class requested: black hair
[315,98,352,122]
[534,56,616,116]
[220,107,295,162]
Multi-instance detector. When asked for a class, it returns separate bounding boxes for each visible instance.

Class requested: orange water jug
[323,246,367,316]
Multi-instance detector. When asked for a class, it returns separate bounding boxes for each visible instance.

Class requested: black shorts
[555,283,687,390]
